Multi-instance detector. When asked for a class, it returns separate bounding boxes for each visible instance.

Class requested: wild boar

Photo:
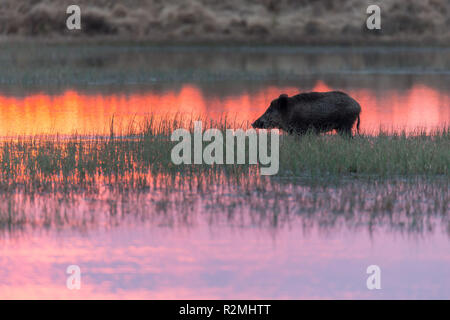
[252,91,361,136]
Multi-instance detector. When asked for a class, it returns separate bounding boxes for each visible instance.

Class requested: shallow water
[0,45,448,299]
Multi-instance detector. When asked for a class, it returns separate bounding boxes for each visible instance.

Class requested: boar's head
[252,94,288,129]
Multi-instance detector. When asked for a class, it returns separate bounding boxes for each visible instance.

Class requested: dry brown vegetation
[0,0,448,44]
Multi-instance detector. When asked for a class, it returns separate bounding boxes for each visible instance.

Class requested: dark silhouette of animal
[252,91,361,136]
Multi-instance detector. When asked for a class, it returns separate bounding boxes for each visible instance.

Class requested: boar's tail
[356,114,360,134]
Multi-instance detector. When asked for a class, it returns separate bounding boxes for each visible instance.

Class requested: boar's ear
[278,94,288,110]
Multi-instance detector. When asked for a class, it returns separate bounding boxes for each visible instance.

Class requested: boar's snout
[252,118,264,129]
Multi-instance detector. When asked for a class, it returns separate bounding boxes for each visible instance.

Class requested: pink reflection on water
[0,223,449,299]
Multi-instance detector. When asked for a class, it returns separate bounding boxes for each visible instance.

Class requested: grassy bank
[0,116,448,193]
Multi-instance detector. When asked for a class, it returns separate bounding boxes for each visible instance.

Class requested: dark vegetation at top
[0,0,449,45]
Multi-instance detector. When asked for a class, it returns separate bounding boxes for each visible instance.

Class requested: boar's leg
[336,126,353,137]
[294,127,309,135]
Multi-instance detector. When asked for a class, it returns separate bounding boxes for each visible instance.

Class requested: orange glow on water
[0,83,448,136]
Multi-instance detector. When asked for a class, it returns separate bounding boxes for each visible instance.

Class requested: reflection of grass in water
[0,116,448,193]
[0,178,448,237]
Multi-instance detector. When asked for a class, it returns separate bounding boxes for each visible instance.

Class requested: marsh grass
[0,116,447,233]
[280,126,450,177]
[0,115,448,193]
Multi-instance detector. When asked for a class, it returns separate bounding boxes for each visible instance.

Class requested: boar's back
[291,91,360,119]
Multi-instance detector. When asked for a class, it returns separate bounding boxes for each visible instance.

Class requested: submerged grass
[0,115,448,193]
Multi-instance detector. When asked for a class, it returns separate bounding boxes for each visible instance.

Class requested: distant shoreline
[1,36,449,47]
[1,0,449,47]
